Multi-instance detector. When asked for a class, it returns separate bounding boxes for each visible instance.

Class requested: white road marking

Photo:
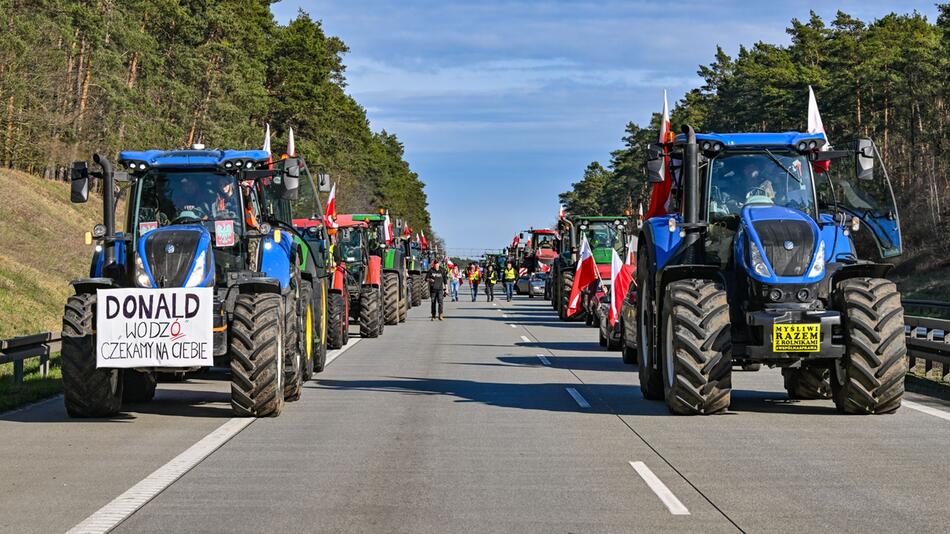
[510,324,517,328]
[502,314,508,318]
[67,418,254,534]
[492,303,497,307]
[904,400,950,422]
[566,387,590,408]
[628,461,690,516]
[537,354,551,366]
[520,335,531,343]
[67,335,363,533]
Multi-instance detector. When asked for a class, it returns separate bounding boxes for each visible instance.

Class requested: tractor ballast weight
[630,125,906,415]
[63,148,320,418]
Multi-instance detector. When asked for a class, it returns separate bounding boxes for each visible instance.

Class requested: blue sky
[271,1,940,253]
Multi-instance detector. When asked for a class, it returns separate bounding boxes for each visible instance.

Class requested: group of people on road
[425,258,523,321]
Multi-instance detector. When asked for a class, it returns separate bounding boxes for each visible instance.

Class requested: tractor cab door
[815,139,901,258]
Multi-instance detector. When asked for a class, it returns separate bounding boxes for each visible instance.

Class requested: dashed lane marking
[510,324,517,328]
[904,400,950,422]
[67,337,362,533]
[566,387,590,408]
[520,335,531,343]
[537,354,551,366]
[629,461,691,516]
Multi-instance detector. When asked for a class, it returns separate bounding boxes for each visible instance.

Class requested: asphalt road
[3,293,950,533]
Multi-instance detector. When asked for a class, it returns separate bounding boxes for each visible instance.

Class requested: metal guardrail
[0,299,948,385]
[0,332,61,383]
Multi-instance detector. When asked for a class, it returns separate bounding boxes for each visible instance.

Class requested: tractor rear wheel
[383,272,399,325]
[832,278,906,414]
[230,293,284,417]
[410,275,423,307]
[313,279,329,373]
[398,279,408,322]
[327,291,346,349]
[621,320,637,364]
[300,282,315,381]
[62,293,123,418]
[635,266,663,399]
[661,279,732,415]
[377,288,385,336]
[783,367,831,399]
[122,370,157,403]
[360,286,381,338]
[283,288,303,402]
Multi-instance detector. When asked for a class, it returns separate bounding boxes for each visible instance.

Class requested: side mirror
[645,144,664,184]
[855,138,874,181]
[317,172,331,192]
[519,233,524,240]
[282,157,301,199]
[70,161,90,203]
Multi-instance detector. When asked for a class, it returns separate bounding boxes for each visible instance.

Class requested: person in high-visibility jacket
[503,261,517,302]
[483,264,497,302]
[467,263,481,302]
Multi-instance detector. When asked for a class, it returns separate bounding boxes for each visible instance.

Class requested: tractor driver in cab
[211,174,240,219]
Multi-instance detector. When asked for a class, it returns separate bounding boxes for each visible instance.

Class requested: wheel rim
[640,286,652,370]
[305,303,313,362]
[665,316,674,388]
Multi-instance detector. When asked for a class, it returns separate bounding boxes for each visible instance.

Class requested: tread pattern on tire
[410,274,423,307]
[62,293,123,417]
[383,272,399,325]
[283,287,302,402]
[300,282,314,381]
[559,271,586,322]
[327,291,346,349]
[360,286,381,338]
[662,279,732,415]
[398,277,408,322]
[230,293,284,417]
[783,367,831,399]
[636,264,663,399]
[833,277,906,414]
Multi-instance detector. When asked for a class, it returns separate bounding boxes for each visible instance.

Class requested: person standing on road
[483,263,497,302]
[449,263,461,301]
[427,260,447,321]
[503,261,517,302]
[467,263,481,302]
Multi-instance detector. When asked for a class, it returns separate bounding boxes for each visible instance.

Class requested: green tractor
[551,215,628,322]
[352,213,409,325]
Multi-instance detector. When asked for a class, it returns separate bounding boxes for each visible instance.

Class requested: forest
[560,7,949,270]
[0,0,432,235]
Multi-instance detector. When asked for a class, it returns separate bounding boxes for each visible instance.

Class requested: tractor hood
[136,225,215,288]
[737,205,825,284]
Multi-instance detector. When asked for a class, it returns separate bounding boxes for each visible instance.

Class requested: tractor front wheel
[783,367,831,399]
[62,293,123,418]
[360,286,381,338]
[660,279,732,415]
[230,293,284,417]
[283,288,303,402]
[832,278,906,414]
[635,266,663,399]
[327,291,346,349]
[122,370,157,403]
[383,272,399,325]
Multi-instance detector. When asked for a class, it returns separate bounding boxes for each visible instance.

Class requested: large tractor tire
[122,370,157,403]
[377,289,386,336]
[283,288,303,402]
[230,293,284,417]
[635,265,663,399]
[62,293,123,418]
[661,279,732,415]
[782,367,831,399]
[832,278,907,414]
[557,269,587,321]
[410,275,423,307]
[312,279,329,374]
[398,279,408,323]
[383,272,399,325]
[327,291,347,349]
[359,286,381,338]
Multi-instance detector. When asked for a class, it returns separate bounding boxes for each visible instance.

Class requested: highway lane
[2,294,950,532]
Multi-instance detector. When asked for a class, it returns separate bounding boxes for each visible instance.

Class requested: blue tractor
[627,126,906,415]
[62,147,320,417]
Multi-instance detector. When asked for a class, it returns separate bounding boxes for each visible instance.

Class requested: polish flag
[287,127,296,157]
[559,204,566,218]
[263,124,273,168]
[420,230,428,249]
[324,182,337,228]
[609,249,634,327]
[566,236,599,317]
[643,90,673,221]
[384,212,393,245]
[807,85,831,171]
[403,223,412,238]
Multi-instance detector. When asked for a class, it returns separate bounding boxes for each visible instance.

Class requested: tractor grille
[753,220,814,277]
[144,230,201,287]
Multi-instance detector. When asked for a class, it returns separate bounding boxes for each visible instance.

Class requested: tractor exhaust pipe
[680,125,703,264]
[93,153,116,266]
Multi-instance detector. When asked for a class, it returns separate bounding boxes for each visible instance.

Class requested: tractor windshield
[337,227,363,263]
[581,222,624,252]
[532,233,556,249]
[707,152,816,221]
[133,171,243,239]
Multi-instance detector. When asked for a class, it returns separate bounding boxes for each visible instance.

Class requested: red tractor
[330,215,385,342]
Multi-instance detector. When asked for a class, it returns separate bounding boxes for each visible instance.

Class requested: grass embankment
[0,169,108,410]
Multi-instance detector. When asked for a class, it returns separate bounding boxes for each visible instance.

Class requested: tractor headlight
[749,240,771,278]
[184,250,207,287]
[135,255,152,287]
[807,241,825,278]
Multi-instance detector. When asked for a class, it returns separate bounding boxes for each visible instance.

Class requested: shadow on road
[498,355,632,373]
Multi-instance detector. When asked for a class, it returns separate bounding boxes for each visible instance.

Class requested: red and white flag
[566,236,599,317]
[287,127,296,157]
[643,90,673,221]
[402,223,412,238]
[609,249,633,327]
[559,204,566,218]
[807,85,831,171]
[324,182,337,228]
[384,212,393,244]
[420,230,428,249]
